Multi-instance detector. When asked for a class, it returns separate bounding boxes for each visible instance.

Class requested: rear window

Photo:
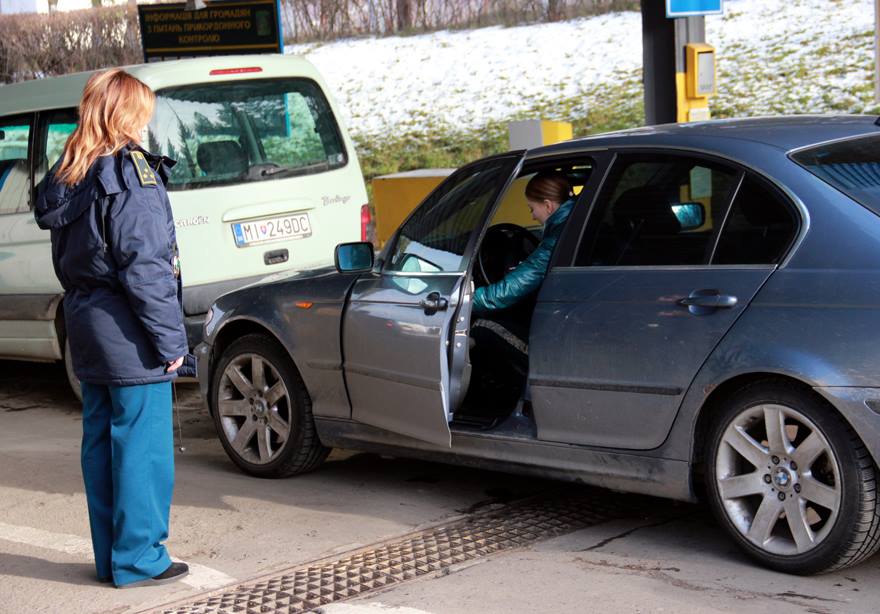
[791,134,880,215]
[148,78,347,191]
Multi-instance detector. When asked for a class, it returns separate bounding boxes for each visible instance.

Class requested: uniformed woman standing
[35,69,190,588]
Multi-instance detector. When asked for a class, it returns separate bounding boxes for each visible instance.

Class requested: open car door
[343,152,525,446]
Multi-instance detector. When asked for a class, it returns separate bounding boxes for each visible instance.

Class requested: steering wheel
[477,223,540,286]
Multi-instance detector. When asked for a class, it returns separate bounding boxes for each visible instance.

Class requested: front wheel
[706,381,880,574]
[210,334,329,478]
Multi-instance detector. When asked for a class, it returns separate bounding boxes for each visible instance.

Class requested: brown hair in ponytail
[525,171,572,205]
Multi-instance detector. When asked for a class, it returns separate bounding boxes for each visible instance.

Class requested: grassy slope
[355,68,644,181]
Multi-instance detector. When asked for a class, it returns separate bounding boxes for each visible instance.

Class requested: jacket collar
[544,198,575,233]
[92,152,127,196]
[93,144,178,195]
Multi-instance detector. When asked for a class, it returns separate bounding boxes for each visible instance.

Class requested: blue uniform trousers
[80,381,174,586]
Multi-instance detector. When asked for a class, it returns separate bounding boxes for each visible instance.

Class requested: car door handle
[679,294,738,308]
[678,289,738,314]
[419,292,449,314]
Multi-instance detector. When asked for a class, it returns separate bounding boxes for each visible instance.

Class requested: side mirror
[671,202,706,231]
[335,242,374,273]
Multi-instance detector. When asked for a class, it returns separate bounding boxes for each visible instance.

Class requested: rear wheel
[210,334,329,478]
[706,381,880,574]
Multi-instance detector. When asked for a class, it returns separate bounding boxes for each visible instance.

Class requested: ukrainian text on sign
[137,0,282,62]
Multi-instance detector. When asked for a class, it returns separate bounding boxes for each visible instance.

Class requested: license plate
[232,213,312,247]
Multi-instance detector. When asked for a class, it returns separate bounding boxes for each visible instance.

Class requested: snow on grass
[709,0,875,117]
[287,0,876,141]
[287,11,643,138]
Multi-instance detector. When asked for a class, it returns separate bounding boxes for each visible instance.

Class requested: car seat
[196,141,248,177]
[611,186,685,265]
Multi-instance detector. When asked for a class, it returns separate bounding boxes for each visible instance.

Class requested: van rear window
[791,134,880,216]
[149,78,347,190]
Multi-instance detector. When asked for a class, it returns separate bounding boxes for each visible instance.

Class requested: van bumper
[185,314,207,348]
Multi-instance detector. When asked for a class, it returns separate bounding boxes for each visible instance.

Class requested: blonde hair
[56,69,155,186]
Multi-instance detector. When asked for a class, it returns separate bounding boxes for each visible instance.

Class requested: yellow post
[509,119,573,149]
[538,120,573,145]
[677,43,715,123]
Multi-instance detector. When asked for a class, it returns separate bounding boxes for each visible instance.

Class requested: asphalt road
[1,360,878,614]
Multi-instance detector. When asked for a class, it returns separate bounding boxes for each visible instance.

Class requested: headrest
[196,140,247,176]
[613,186,682,235]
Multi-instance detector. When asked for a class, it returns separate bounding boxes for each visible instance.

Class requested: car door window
[386,158,515,274]
[576,154,740,266]
[0,117,32,215]
[712,176,798,265]
[35,109,78,187]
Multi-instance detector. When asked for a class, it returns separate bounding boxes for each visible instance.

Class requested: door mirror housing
[335,242,374,273]
[671,202,706,231]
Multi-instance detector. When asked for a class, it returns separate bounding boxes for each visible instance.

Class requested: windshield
[791,134,880,216]
[148,78,347,190]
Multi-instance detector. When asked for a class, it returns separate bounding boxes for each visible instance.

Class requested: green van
[0,54,370,395]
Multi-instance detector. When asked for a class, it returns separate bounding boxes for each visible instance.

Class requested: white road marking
[0,522,93,557]
[320,605,435,614]
[0,521,234,590]
[181,561,235,591]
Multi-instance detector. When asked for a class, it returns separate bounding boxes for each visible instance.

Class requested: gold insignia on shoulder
[130,150,158,187]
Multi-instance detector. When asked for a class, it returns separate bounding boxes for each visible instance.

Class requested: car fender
[661,292,880,471]
[205,268,359,420]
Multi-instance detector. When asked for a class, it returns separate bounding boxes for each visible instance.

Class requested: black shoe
[118,562,189,589]
[97,576,112,584]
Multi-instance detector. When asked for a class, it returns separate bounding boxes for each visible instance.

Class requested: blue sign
[666,0,724,17]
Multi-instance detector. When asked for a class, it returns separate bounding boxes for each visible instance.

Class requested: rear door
[530,152,799,450]
[343,153,524,446]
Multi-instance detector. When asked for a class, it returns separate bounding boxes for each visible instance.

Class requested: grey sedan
[196,116,880,575]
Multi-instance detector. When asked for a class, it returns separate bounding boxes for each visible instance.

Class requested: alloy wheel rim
[716,403,842,556]
[218,353,291,465]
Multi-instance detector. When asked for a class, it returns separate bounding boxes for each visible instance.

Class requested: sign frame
[138,0,284,63]
[666,0,724,18]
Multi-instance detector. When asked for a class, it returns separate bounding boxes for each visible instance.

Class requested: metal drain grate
[154,492,629,614]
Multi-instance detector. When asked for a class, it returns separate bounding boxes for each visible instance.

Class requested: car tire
[210,333,330,478]
[706,380,880,574]
[64,338,83,402]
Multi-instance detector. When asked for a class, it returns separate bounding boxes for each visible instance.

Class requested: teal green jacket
[473,198,575,313]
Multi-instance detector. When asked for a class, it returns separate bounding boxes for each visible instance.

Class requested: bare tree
[396,0,412,31]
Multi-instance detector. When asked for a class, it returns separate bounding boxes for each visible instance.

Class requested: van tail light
[360,204,372,243]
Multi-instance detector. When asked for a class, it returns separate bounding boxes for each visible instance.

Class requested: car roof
[530,115,880,158]
[0,54,320,117]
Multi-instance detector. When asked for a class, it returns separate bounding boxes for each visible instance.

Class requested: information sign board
[138,0,283,62]
[666,0,723,18]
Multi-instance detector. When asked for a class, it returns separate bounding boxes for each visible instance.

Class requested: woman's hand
[166,356,184,373]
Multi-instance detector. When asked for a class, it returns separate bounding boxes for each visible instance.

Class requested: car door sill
[314,416,694,502]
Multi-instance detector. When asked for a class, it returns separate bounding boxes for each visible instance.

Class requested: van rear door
[147,73,368,322]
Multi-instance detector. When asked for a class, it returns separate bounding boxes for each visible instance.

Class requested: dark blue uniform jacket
[35,146,189,386]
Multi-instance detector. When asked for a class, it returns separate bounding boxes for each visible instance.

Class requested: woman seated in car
[468,171,575,410]
[473,171,575,314]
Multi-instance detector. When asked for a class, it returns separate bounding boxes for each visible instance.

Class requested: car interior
[452,159,593,431]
